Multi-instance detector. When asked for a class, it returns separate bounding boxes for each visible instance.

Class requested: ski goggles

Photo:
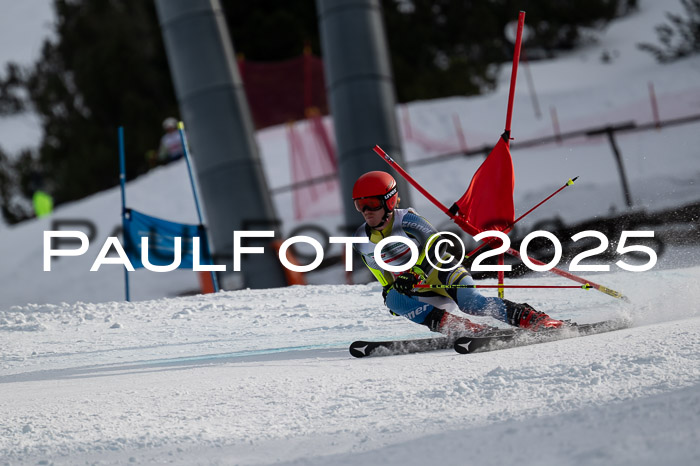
[353,196,384,212]
[354,186,398,212]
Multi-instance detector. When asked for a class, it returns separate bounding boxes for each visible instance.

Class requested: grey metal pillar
[154,0,286,288]
[316,0,411,232]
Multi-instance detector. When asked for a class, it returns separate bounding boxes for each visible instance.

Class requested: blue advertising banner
[123,209,212,269]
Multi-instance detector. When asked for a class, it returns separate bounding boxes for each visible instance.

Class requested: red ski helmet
[352,171,399,213]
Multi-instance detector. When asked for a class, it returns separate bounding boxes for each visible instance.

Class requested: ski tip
[349,341,372,358]
[453,337,473,354]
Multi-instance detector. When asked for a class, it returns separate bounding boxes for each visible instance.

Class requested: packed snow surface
[1,266,699,464]
[1,0,700,464]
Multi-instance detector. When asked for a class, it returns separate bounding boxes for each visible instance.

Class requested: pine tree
[638,0,700,62]
[0,0,178,216]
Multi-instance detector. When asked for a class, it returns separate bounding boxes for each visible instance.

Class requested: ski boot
[436,312,497,338]
[505,301,567,331]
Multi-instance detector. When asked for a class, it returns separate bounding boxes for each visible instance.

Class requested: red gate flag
[449,132,514,232]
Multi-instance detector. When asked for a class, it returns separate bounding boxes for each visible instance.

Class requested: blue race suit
[353,208,510,329]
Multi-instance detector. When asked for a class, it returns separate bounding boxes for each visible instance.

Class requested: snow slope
[1,1,700,464]
[1,266,699,464]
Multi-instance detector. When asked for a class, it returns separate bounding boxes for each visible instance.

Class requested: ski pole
[178,121,220,293]
[414,283,592,290]
[506,248,629,301]
[511,177,577,229]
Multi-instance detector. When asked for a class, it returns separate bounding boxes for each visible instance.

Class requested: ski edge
[453,318,631,354]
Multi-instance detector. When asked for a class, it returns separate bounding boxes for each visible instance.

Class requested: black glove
[393,271,420,295]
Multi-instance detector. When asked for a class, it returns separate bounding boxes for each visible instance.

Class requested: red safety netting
[287,113,341,220]
[238,53,328,129]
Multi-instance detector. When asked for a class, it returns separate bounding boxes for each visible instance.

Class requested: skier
[158,117,185,163]
[351,170,566,337]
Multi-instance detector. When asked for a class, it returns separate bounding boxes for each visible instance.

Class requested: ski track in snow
[1,0,700,464]
[1,267,699,464]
